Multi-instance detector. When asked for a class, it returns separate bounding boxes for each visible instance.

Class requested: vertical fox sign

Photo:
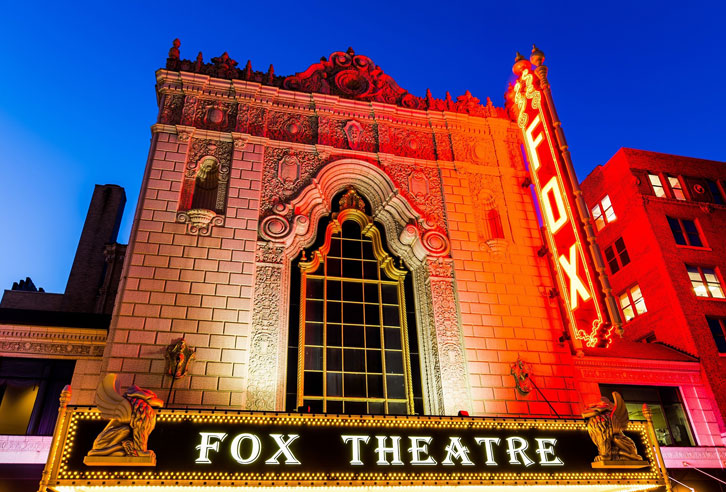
[509,47,620,348]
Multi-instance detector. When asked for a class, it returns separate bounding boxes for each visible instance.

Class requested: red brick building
[581,148,726,488]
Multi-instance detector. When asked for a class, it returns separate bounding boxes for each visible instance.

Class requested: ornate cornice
[164,42,507,118]
[0,324,107,359]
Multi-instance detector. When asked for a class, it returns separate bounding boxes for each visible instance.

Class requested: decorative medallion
[278,155,300,189]
[343,120,364,150]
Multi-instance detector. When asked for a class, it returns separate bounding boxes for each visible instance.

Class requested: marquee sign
[510,54,614,348]
[41,408,663,490]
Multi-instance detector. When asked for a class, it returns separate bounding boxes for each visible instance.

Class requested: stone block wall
[73,128,264,407]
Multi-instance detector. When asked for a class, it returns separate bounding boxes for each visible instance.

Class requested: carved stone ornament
[164,338,196,379]
[510,356,533,396]
[343,120,364,150]
[176,208,224,236]
[165,44,507,117]
[583,392,648,469]
[278,155,300,189]
[84,374,163,466]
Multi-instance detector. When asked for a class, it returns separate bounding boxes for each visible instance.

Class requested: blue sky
[0,1,723,294]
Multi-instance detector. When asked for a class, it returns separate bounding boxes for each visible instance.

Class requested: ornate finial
[194,52,203,72]
[244,60,252,79]
[267,64,275,84]
[512,50,531,76]
[301,250,307,261]
[530,44,545,67]
[346,47,355,56]
[168,39,180,60]
[339,187,365,212]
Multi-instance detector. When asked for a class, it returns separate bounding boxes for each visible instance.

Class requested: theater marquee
[40,407,664,491]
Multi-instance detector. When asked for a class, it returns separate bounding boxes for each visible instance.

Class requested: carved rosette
[378,125,436,160]
[318,117,377,153]
[267,111,317,145]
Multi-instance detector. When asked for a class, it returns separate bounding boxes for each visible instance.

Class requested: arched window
[286,188,422,415]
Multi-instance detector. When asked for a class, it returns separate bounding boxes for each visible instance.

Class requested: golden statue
[84,374,163,466]
[583,392,643,465]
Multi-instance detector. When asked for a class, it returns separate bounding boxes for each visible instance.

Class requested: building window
[687,266,725,299]
[286,188,422,415]
[599,384,696,447]
[707,179,725,205]
[591,195,616,231]
[648,173,666,198]
[667,217,703,247]
[706,317,726,353]
[0,358,75,436]
[619,284,647,322]
[604,237,630,274]
[667,175,686,200]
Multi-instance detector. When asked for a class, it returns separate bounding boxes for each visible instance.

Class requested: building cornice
[0,324,106,359]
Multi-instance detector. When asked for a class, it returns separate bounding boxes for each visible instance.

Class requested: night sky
[0,1,723,294]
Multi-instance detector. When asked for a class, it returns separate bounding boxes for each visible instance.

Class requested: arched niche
[247,158,471,416]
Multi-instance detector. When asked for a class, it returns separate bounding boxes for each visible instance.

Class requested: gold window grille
[296,193,414,415]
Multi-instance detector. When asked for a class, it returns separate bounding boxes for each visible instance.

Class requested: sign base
[83,454,156,467]
[591,460,650,469]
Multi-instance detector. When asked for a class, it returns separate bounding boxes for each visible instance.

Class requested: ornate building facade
[2,43,725,491]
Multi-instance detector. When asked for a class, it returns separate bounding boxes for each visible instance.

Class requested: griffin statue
[84,373,163,465]
[583,391,643,463]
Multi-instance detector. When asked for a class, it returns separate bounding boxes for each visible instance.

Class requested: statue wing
[94,373,132,422]
[611,392,630,434]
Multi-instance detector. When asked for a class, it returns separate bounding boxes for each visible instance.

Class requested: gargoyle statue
[583,392,643,463]
[84,374,163,465]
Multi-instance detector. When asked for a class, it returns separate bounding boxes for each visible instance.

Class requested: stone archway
[247,158,471,416]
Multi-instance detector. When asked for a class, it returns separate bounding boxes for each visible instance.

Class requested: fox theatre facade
[38,43,674,491]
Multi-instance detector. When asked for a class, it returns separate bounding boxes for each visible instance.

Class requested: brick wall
[74,130,264,408]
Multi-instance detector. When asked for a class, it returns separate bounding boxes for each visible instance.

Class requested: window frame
[603,237,630,274]
[666,217,705,248]
[666,175,687,200]
[591,195,616,232]
[296,207,416,415]
[687,266,726,299]
[648,172,666,198]
[618,284,647,322]
[706,317,726,354]
[599,384,697,447]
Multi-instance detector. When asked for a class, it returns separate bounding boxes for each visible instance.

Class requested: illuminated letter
[540,177,568,234]
[442,437,474,466]
[342,435,370,466]
[525,114,544,171]
[265,434,301,465]
[408,436,437,465]
[231,433,261,464]
[474,437,500,466]
[195,432,227,464]
[535,438,564,466]
[558,244,591,310]
[505,437,534,467]
[375,436,403,465]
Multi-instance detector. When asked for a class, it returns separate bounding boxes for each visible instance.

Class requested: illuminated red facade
[581,148,726,432]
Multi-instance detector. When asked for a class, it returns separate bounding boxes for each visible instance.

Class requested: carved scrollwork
[176,209,224,236]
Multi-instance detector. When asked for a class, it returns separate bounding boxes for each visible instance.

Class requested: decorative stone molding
[249,157,471,414]
[0,325,107,359]
[176,209,224,236]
